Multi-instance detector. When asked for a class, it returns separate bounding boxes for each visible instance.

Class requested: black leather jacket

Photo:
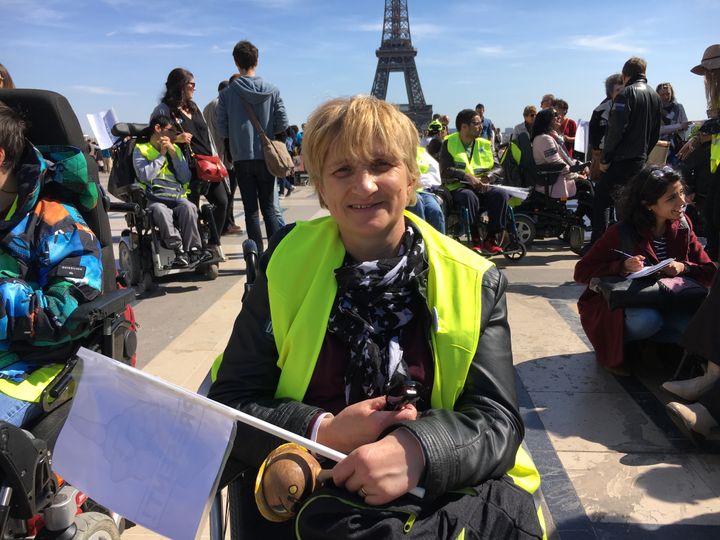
[208,225,524,501]
[602,76,662,163]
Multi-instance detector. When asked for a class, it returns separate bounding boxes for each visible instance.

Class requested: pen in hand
[611,248,635,259]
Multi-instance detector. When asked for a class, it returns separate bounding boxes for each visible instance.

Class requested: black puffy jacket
[602,76,662,163]
[208,224,524,501]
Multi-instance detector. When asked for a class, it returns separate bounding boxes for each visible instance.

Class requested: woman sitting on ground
[208,95,543,538]
[531,108,588,199]
[574,165,716,374]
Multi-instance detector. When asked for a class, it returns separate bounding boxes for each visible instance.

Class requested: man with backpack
[217,40,289,252]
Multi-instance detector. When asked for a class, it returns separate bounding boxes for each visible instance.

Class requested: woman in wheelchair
[531,108,588,199]
[0,101,102,427]
[208,96,544,538]
[574,165,715,373]
[133,115,211,267]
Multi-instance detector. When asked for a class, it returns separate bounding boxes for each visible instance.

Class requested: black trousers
[451,186,509,238]
[590,158,644,243]
[188,179,229,239]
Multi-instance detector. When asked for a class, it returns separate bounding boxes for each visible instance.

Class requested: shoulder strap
[241,99,267,137]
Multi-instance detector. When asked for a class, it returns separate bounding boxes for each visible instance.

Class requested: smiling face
[647,180,686,225]
[658,85,672,104]
[318,143,413,260]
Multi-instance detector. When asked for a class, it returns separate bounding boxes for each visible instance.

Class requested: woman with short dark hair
[152,68,229,237]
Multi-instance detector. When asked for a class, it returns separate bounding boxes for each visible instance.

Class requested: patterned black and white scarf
[328,222,427,405]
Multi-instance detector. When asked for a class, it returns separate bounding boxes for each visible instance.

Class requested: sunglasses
[650,165,676,178]
[187,81,196,88]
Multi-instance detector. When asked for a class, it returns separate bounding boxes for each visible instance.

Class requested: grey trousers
[148,198,201,251]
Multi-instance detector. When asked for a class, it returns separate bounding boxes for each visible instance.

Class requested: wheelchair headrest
[111,122,148,138]
[0,89,87,152]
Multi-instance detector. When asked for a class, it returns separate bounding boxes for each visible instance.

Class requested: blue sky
[2,0,717,140]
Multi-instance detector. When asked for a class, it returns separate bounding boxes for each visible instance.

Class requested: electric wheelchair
[108,122,225,292]
[0,88,138,539]
[501,133,593,255]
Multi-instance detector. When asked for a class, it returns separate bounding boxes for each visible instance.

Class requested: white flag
[53,348,236,540]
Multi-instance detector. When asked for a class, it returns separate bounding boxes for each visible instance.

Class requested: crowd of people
[0,39,719,538]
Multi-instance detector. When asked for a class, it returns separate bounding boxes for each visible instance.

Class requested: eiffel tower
[370,0,432,128]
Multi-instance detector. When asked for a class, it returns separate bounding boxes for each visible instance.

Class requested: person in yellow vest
[406,146,445,233]
[132,115,210,267]
[677,44,720,261]
[439,108,511,254]
[208,95,544,538]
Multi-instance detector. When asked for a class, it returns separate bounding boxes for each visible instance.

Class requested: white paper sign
[574,119,589,156]
[53,348,236,540]
[86,109,119,150]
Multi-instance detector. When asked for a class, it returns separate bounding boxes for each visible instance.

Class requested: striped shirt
[653,237,668,260]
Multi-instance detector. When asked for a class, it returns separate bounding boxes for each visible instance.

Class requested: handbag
[192,153,228,183]
[590,275,707,311]
[241,101,295,178]
[295,479,543,540]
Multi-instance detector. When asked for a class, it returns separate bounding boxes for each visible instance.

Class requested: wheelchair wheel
[513,214,536,248]
[118,241,141,286]
[502,241,527,261]
[70,512,121,540]
[205,263,220,280]
[568,225,585,255]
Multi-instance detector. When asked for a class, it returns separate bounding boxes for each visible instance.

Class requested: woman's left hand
[660,261,686,277]
[332,427,425,506]
[176,132,193,145]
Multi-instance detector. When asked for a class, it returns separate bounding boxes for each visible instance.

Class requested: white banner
[53,348,236,540]
[86,109,119,150]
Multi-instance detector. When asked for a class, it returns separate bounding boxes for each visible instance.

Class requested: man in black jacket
[589,57,662,245]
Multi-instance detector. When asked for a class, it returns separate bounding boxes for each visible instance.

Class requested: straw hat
[691,44,720,75]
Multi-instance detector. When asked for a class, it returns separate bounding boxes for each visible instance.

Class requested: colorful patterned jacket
[0,143,102,396]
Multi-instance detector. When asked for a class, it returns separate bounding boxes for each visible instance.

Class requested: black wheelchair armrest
[535,162,567,174]
[68,288,135,326]
[108,201,140,213]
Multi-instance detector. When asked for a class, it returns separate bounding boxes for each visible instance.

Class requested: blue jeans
[0,392,43,427]
[407,191,446,233]
[235,160,283,252]
[624,308,693,343]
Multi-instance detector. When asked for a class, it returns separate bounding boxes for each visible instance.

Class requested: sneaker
[482,240,503,255]
[172,249,189,268]
[285,185,295,197]
[189,248,213,264]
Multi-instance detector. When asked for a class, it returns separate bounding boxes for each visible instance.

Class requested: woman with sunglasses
[574,165,715,374]
[152,68,229,237]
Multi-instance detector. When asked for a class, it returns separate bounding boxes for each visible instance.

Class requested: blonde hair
[302,95,419,207]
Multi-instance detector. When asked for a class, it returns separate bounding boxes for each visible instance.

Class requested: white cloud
[72,85,134,96]
[474,46,506,56]
[570,32,647,53]
[126,23,207,37]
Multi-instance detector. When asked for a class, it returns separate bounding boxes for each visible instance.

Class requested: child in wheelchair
[0,101,103,428]
[132,114,212,268]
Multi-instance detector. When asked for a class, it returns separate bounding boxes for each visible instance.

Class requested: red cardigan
[574,218,717,367]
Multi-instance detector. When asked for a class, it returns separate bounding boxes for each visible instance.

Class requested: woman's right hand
[622,255,645,274]
[316,396,417,454]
